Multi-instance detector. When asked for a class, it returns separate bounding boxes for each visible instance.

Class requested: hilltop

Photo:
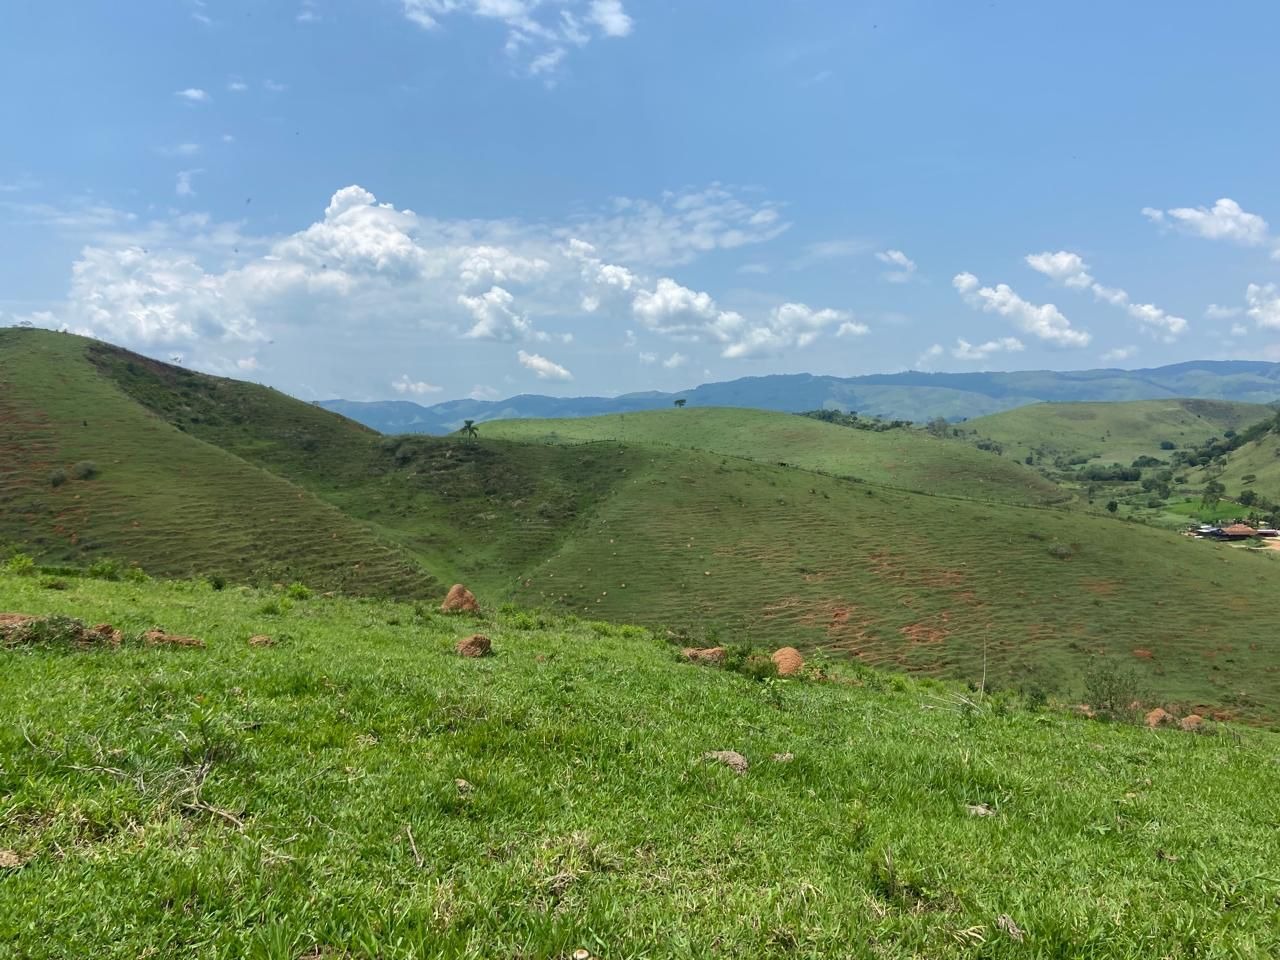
[3,570,1279,958]
[966,399,1273,468]
[482,408,1066,505]
[6,329,1280,719]
[322,361,1280,434]
[0,329,432,598]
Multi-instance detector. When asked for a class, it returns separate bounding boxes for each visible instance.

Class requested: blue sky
[3,1,1280,402]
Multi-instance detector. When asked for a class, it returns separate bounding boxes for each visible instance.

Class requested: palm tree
[461,419,479,440]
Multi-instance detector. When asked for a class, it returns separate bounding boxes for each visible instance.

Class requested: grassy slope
[3,572,1279,959]
[503,443,1280,721]
[1191,431,1280,503]
[0,330,433,598]
[483,408,1066,505]
[967,399,1272,466]
[87,341,638,597]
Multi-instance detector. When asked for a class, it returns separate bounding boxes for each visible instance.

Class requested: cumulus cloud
[1143,198,1269,246]
[953,272,1090,347]
[23,181,834,395]
[517,349,572,380]
[875,248,916,283]
[1101,346,1137,363]
[392,373,443,395]
[951,337,1024,360]
[836,320,869,337]
[174,88,210,103]
[915,343,944,369]
[662,351,687,369]
[458,286,540,341]
[401,0,633,76]
[227,77,249,93]
[1246,283,1280,329]
[1025,249,1186,340]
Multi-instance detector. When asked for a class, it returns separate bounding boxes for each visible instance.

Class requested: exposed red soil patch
[1179,714,1204,732]
[1132,648,1154,660]
[682,647,726,666]
[143,629,204,648]
[440,584,480,614]
[456,634,491,658]
[702,750,748,775]
[900,618,949,645]
[1,614,122,649]
[1145,707,1174,728]
[247,634,274,647]
[1082,579,1118,596]
[771,646,804,676]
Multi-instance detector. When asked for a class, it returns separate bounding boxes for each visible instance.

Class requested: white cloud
[458,285,539,341]
[1144,198,1269,246]
[567,184,788,268]
[1101,346,1137,364]
[719,302,849,359]
[236,356,259,371]
[392,373,443,395]
[953,272,1090,347]
[915,343,944,369]
[518,349,572,380]
[662,351,687,369]
[638,351,657,364]
[875,248,916,283]
[160,143,202,158]
[468,384,501,401]
[175,88,210,103]
[1230,323,1248,337]
[1024,250,1186,340]
[1205,304,1243,320]
[175,170,201,198]
[297,1,320,23]
[588,0,632,36]
[1246,283,1280,329]
[836,320,869,337]
[952,337,1024,360]
[401,0,633,76]
[227,78,249,93]
[264,79,287,93]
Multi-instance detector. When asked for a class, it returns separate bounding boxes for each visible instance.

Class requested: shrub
[49,469,68,488]
[285,582,312,600]
[123,566,149,583]
[1048,543,1073,560]
[4,553,36,576]
[71,461,98,480]
[1083,657,1143,721]
[208,575,226,591]
[87,557,123,581]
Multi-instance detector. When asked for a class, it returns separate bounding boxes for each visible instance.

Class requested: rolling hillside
[322,361,1280,434]
[483,408,1067,505]
[6,572,1280,957]
[7,329,1280,719]
[967,399,1273,467]
[0,329,433,597]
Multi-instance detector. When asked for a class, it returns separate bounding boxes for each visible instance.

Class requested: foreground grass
[2,573,1279,958]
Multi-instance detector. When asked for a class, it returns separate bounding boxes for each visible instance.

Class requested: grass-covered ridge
[0,329,433,597]
[966,399,1272,468]
[483,407,1066,505]
[3,571,1279,958]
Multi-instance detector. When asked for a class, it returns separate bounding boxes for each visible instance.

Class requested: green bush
[285,582,312,600]
[71,460,98,480]
[49,469,68,488]
[4,553,36,576]
[208,575,226,591]
[87,557,123,581]
[123,565,149,583]
[1083,657,1143,722]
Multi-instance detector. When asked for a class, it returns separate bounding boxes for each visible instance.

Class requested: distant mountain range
[320,360,1280,435]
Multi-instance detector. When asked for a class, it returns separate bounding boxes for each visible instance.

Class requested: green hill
[483,408,1066,506]
[4,570,1280,958]
[8,330,1280,719]
[966,399,1272,468]
[0,330,433,597]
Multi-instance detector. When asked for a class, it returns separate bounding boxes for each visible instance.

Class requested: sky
[3,1,1280,404]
